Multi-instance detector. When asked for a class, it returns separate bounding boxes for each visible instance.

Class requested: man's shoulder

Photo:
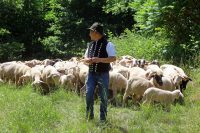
[107,41,115,46]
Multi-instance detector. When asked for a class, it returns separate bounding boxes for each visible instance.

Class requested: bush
[0,42,25,62]
[110,29,169,61]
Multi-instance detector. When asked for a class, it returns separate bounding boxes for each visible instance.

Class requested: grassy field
[0,68,199,133]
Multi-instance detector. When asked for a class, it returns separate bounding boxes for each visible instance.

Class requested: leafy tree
[129,0,200,63]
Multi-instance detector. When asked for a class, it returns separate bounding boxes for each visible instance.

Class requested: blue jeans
[86,72,109,120]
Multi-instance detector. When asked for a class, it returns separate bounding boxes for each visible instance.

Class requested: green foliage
[103,0,131,15]
[110,29,169,60]
[0,42,25,61]
[0,28,25,61]
[129,0,161,33]
[129,0,200,63]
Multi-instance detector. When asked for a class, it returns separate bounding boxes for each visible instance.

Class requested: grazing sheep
[41,65,61,90]
[162,67,183,89]
[14,63,31,86]
[59,74,76,91]
[78,64,88,95]
[109,71,128,105]
[112,65,130,79]
[0,62,18,83]
[142,87,184,109]
[151,76,178,91]
[24,59,42,68]
[146,64,163,76]
[123,76,154,105]
[161,64,192,92]
[128,67,146,79]
[42,59,55,66]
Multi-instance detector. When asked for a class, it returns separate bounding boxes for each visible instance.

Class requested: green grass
[0,68,200,132]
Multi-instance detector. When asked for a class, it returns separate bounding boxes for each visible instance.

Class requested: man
[83,22,116,121]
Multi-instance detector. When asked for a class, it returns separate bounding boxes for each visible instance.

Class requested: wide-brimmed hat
[88,22,105,35]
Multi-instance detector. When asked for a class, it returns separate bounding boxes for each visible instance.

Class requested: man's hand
[91,57,102,63]
[81,58,93,64]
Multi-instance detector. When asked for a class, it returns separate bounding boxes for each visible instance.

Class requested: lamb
[123,76,154,105]
[142,87,184,109]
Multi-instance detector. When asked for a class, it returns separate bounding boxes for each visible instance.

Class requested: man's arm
[91,56,116,63]
[81,57,92,65]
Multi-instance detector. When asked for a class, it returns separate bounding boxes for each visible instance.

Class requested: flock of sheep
[0,55,192,109]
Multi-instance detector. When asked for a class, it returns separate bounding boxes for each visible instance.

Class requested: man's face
[89,30,97,41]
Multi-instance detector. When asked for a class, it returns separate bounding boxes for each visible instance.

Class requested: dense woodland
[0,0,199,66]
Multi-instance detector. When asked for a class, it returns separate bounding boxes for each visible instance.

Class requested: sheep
[112,64,130,79]
[142,87,184,110]
[123,76,154,106]
[162,67,183,89]
[152,75,179,91]
[0,62,18,83]
[109,71,128,105]
[128,67,146,79]
[161,64,192,92]
[146,64,163,76]
[18,65,47,90]
[1,62,31,85]
[118,55,137,68]
[59,74,76,91]
[137,59,147,68]
[14,63,31,86]
[78,63,89,96]
[41,65,61,91]
[42,59,55,66]
[24,59,42,68]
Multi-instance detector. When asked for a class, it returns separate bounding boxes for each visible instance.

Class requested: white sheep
[150,76,179,91]
[142,87,184,109]
[161,64,192,92]
[59,74,76,91]
[109,71,128,105]
[41,65,61,89]
[112,64,130,79]
[123,76,154,105]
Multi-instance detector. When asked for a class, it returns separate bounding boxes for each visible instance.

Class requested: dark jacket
[87,37,111,73]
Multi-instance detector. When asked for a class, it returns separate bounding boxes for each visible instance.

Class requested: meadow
[0,67,199,133]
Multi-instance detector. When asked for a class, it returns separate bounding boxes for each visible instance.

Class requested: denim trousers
[86,72,109,120]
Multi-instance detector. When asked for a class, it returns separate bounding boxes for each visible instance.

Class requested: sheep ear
[188,77,192,81]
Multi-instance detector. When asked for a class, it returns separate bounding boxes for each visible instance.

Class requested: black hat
[88,22,105,35]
